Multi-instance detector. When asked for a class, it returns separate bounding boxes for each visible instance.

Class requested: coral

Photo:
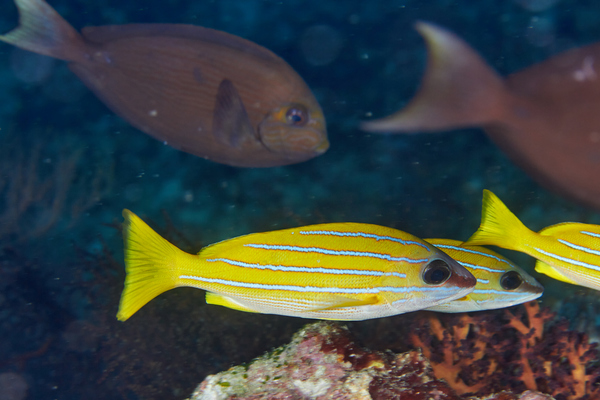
[190,321,553,400]
[0,131,113,242]
[408,301,600,400]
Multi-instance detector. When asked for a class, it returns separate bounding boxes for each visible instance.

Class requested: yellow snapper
[424,239,543,312]
[117,210,476,321]
[466,189,600,291]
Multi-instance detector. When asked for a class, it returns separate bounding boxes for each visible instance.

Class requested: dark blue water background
[1,0,599,398]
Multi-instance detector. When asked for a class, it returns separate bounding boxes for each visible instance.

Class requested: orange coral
[409,301,600,399]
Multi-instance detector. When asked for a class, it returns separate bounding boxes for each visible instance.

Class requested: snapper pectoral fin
[306,295,380,311]
[535,261,579,285]
[205,292,260,313]
[212,79,259,148]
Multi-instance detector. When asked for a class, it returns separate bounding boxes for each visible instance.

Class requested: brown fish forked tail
[0,0,88,63]
[361,22,509,133]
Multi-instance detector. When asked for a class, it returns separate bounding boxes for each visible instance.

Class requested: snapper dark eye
[423,259,451,285]
[500,270,523,290]
[285,105,308,126]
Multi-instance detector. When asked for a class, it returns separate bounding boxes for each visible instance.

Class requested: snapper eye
[423,259,452,285]
[285,105,309,126]
[500,271,523,290]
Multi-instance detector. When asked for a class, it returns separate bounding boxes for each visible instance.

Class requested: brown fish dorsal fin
[212,79,259,148]
[361,21,509,133]
[81,24,284,65]
[0,0,88,63]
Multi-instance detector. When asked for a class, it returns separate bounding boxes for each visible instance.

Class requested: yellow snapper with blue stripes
[117,210,476,321]
[424,239,543,312]
[466,189,600,291]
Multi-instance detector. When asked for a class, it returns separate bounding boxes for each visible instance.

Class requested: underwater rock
[189,321,553,400]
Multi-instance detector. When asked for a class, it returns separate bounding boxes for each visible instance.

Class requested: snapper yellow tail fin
[464,190,534,251]
[117,209,183,321]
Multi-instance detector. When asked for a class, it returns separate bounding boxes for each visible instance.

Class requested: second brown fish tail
[0,0,88,63]
[361,21,509,133]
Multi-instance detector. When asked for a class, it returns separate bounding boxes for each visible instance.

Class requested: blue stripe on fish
[179,275,459,294]
[298,229,429,249]
[558,238,600,256]
[434,243,511,265]
[473,289,533,296]
[457,262,505,273]
[534,247,600,272]
[244,243,428,263]
[206,257,407,278]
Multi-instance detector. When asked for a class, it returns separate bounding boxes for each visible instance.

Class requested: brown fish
[1,0,329,167]
[362,22,600,210]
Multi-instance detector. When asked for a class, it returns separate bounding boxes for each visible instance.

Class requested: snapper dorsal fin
[361,22,509,133]
[465,190,535,252]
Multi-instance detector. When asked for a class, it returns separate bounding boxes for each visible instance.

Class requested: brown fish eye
[423,259,452,285]
[500,271,523,290]
[285,105,308,127]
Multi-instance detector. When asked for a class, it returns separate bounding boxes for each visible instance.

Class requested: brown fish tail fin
[0,0,88,62]
[361,21,508,133]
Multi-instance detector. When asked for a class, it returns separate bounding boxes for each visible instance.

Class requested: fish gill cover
[0,0,600,399]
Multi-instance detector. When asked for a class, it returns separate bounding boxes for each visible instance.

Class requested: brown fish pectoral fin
[306,295,380,311]
[212,79,259,148]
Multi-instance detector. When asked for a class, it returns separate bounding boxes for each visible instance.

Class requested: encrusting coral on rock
[189,319,554,400]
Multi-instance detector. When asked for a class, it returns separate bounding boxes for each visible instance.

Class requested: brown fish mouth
[314,137,330,153]
[257,104,329,160]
